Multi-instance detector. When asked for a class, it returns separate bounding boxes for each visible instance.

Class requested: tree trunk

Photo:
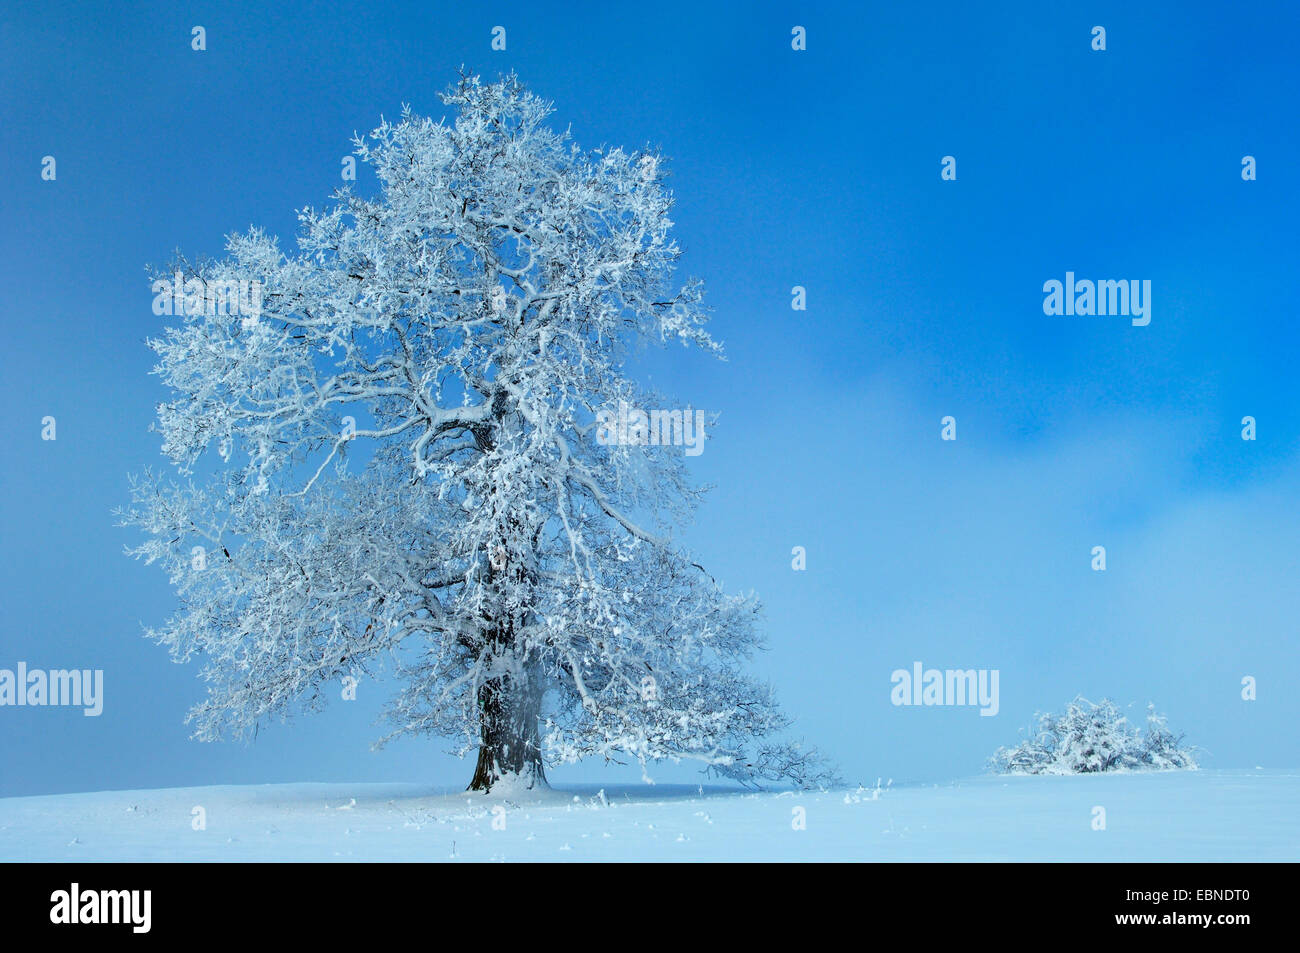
[468,666,547,792]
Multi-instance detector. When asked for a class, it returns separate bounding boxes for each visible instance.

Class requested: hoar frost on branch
[121,73,835,792]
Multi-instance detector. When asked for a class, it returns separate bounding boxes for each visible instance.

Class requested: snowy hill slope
[0,769,1294,862]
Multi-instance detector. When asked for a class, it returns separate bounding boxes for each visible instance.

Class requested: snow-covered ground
[1,769,1294,862]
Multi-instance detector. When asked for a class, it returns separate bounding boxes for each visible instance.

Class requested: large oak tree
[124,74,829,792]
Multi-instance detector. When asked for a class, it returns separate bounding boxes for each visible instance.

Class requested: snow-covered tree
[122,73,832,792]
[989,696,1196,774]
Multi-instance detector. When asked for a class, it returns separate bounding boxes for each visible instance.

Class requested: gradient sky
[2,0,1297,798]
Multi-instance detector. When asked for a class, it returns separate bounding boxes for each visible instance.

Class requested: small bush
[990,697,1196,774]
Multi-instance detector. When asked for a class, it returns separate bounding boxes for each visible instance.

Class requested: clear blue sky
[2,0,1297,797]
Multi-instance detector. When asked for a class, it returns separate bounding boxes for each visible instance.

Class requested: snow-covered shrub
[1136,705,1198,770]
[990,697,1196,774]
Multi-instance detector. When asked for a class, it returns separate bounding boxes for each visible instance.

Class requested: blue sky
[2,0,1297,797]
